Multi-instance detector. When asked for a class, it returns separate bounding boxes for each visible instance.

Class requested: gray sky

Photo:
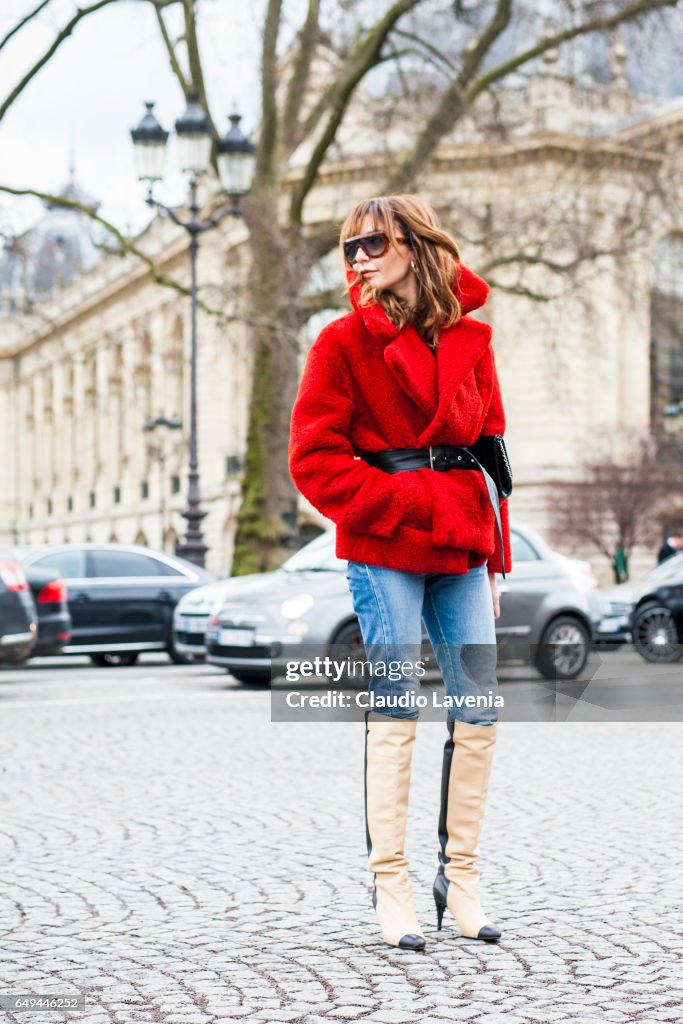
[1,0,262,235]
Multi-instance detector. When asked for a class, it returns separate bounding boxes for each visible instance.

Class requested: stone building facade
[1,70,682,578]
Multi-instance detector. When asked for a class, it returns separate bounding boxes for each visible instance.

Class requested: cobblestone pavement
[0,654,682,1024]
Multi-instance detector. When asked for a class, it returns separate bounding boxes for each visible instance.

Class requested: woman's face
[348,214,416,302]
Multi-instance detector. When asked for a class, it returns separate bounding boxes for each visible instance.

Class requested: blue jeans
[345,561,498,724]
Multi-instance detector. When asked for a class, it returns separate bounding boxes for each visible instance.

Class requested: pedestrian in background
[657,534,683,564]
[288,194,511,950]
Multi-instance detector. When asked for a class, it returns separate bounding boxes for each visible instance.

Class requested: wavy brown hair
[339,194,462,349]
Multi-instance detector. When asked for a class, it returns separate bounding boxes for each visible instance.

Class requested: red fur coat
[288,261,512,575]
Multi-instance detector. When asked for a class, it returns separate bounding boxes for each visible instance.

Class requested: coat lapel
[383,322,438,420]
[347,267,492,444]
[416,318,492,447]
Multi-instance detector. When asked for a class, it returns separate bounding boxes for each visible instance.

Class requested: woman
[288,194,511,951]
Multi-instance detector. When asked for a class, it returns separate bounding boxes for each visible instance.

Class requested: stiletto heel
[433,871,447,931]
[434,719,502,942]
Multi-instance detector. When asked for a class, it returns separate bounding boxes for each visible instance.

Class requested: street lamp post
[143,414,183,550]
[131,97,256,567]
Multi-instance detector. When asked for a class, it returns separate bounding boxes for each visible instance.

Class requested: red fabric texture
[288,260,512,575]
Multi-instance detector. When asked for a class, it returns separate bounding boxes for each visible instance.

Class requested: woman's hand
[488,571,501,619]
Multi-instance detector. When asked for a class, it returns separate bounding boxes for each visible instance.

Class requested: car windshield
[640,553,683,584]
[282,532,346,572]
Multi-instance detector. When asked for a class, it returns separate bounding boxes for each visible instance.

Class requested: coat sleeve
[478,345,512,576]
[288,328,432,537]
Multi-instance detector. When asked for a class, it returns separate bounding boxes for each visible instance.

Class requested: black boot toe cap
[477,924,501,942]
[398,933,426,950]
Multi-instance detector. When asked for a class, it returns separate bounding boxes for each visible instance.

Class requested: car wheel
[90,653,139,668]
[631,602,682,663]
[534,616,590,680]
[328,620,366,683]
[331,620,365,656]
[228,668,271,686]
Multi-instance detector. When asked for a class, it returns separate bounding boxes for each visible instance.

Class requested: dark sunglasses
[343,231,408,265]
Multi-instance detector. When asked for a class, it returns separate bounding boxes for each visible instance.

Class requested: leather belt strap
[359,445,506,578]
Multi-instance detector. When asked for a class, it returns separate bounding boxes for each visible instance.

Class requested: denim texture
[346,560,498,724]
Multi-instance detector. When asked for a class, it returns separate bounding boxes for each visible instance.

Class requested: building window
[47,498,53,515]
[226,454,245,477]
[650,234,683,432]
[89,491,96,508]
[141,481,149,499]
[67,496,73,513]
[113,486,121,504]
[29,503,33,519]
[171,475,181,494]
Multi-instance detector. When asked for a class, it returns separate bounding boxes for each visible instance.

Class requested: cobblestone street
[1,656,682,1024]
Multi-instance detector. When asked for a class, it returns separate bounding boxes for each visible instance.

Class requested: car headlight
[603,601,633,617]
[280,594,314,619]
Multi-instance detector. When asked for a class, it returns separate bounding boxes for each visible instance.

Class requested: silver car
[172,581,234,660]
[204,522,600,684]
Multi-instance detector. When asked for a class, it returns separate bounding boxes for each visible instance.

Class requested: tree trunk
[230,201,307,575]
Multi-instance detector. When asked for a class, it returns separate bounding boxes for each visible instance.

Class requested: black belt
[359,445,506,578]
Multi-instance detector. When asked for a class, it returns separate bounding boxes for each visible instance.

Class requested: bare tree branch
[289,0,425,226]
[150,0,191,95]
[388,0,680,191]
[282,0,321,154]
[255,0,284,188]
[481,245,628,279]
[468,0,680,105]
[392,27,457,73]
[181,0,215,133]
[0,184,224,317]
[298,0,426,150]
[386,0,513,190]
[484,281,554,302]
[1,0,121,124]
[305,220,340,261]
[546,432,671,574]
[293,286,344,319]
[0,0,53,54]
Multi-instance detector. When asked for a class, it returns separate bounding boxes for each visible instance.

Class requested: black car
[16,544,214,666]
[0,554,37,664]
[23,563,72,656]
[629,553,683,663]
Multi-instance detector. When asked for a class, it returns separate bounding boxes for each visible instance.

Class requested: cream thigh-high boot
[364,712,425,950]
[433,718,501,942]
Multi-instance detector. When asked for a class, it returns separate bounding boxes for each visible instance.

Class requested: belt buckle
[429,446,435,470]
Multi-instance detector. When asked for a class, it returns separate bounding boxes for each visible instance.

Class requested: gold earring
[410,259,418,273]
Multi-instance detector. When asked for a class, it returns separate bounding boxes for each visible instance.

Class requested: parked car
[594,587,635,646]
[22,562,71,656]
[628,553,683,663]
[596,553,683,651]
[15,544,214,666]
[172,581,232,660]
[205,521,600,684]
[0,554,37,664]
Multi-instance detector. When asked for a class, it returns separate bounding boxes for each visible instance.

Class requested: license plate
[182,616,208,634]
[219,628,254,646]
